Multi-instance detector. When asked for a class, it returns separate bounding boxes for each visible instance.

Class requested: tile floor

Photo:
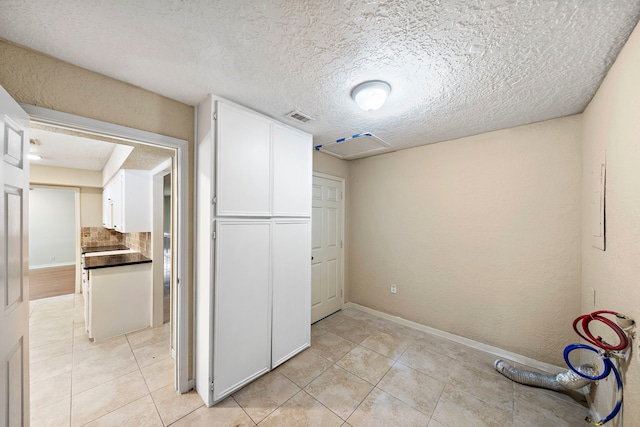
[30,295,590,426]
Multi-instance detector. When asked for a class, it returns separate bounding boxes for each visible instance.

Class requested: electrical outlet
[50,255,55,261]
[390,285,397,294]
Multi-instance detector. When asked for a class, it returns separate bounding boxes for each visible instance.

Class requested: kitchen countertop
[83,252,152,270]
[82,244,129,254]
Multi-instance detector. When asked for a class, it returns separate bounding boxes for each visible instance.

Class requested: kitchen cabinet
[102,180,114,229]
[82,256,152,341]
[195,96,312,406]
[102,169,152,233]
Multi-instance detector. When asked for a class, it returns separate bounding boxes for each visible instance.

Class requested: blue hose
[564,343,623,425]
[563,344,610,380]
[595,361,623,425]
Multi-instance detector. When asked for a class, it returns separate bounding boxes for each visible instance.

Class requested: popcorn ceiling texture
[1,1,639,155]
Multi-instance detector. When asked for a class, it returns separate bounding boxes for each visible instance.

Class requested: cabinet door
[272,123,312,217]
[213,220,271,401]
[102,183,112,228]
[111,172,124,232]
[271,220,311,368]
[216,102,272,216]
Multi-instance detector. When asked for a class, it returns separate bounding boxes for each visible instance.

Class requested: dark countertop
[82,245,129,254]
[84,252,152,270]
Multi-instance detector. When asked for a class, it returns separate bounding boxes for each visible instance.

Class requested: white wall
[348,116,583,366]
[581,21,640,426]
[29,187,76,268]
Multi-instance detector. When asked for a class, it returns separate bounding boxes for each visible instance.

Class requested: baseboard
[30,262,76,270]
[346,302,565,374]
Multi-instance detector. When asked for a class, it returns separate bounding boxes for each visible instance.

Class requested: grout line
[230,394,258,426]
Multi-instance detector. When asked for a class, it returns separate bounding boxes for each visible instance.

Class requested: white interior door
[0,86,30,427]
[311,175,344,323]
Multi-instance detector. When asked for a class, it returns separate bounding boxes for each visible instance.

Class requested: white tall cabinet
[196,96,312,405]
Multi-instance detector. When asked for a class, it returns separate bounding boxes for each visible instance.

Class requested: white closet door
[272,123,312,217]
[213,220,271,401]
[272,220,311,368]
[216,102,272,216]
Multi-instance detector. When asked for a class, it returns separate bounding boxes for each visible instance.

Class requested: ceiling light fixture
[351,80,391,111]
[28,154,42,161]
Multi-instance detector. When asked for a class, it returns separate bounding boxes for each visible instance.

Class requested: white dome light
[351,80,391,111]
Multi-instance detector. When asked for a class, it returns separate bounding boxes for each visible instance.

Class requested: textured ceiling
[30,125,174,171]
[30,127,115,171]
[2,1,640,156]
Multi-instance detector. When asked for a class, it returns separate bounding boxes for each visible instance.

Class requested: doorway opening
[22,104,190,394]
[28,186,79,300]
[311,172,345,323]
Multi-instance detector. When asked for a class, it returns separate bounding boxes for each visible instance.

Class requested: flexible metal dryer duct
[494,359,595,391]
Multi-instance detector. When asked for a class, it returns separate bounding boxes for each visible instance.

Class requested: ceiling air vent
[285,110,314,123]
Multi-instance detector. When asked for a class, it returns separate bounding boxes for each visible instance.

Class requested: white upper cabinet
[272,123,312,217]
[102,181,113,229]
[216,102,272,216]
[214,100,312,217]
[104,169,151,233]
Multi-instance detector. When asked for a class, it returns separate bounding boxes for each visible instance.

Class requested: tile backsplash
[125,232,151,258]
[81,227,152,258]
[81,227,123,248]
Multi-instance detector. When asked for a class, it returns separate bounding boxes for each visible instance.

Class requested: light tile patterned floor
[30,295,589,426]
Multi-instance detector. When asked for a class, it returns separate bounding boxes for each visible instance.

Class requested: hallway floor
[29,295,589,426]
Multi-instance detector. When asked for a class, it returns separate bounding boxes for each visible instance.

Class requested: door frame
[312,172,346,312]
[151,159,172,328]
[19,104,192,393]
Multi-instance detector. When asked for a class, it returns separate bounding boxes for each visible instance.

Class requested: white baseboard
[30,262,76,269]
[346,302,565,374]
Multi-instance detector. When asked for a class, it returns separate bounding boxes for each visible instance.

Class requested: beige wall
[80,187,103,228]
[30,164,102,187]
[0,40,196,376]
[30,165,103,228]
[581,22,640,425]
[348,116,582,365]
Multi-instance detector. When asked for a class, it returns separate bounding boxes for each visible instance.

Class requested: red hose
[572,310,629,352]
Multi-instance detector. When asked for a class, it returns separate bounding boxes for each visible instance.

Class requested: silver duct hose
[494,359,595,391]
